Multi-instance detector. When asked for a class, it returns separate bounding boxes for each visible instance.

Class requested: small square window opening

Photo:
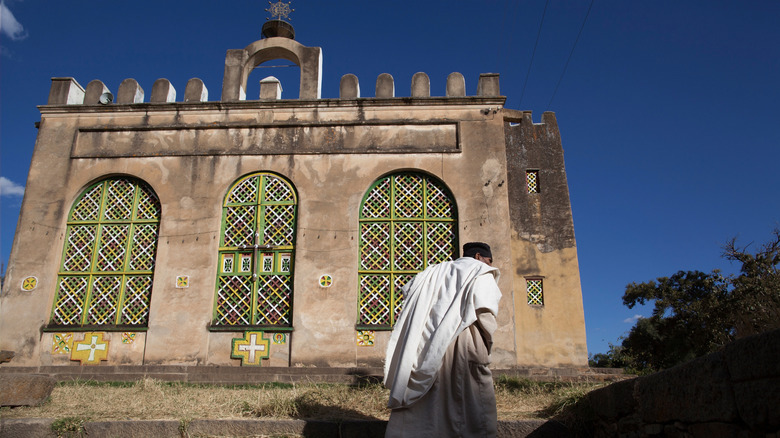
[526,170,540,193]
[527,279,544,306]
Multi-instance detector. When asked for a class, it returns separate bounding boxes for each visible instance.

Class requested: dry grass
[495,376,603,420]
[0,376,606,424]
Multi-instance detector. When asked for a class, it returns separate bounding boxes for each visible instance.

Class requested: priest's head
[463,242,492,266]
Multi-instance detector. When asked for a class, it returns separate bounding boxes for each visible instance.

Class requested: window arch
[358,172,458,328]
[213,172,297,328]
[50,177,161,328]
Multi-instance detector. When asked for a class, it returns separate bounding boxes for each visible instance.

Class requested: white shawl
[383,257,501,409]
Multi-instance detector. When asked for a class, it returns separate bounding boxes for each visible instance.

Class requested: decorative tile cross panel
[52,333,73,355]
[71,332,110,365]
[231,331,270,366]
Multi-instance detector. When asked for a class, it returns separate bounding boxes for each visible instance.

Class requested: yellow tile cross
[71,333,109,365]
[231,331,270,366]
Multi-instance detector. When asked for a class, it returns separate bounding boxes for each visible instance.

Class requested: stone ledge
[0,418,548,438]
[0,418,55,438]
[0,366,626,385]
[0,374,56,407]
[84,420,181,437]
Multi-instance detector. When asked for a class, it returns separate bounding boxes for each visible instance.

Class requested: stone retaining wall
[560,329,780,437]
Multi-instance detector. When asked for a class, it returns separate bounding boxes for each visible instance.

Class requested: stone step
[0,365,628,385]
[0,418,564,438]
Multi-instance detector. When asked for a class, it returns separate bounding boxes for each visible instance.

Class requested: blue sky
[1,1,779,357]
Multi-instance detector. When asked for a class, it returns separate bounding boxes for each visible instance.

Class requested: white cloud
[0,177,25,196]
[623,314,644,324]
[0,1,28,41]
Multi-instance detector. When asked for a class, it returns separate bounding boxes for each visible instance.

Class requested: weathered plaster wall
[503,110,588,367]
[0,98,524,368]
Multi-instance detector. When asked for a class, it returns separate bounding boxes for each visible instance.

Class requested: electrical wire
[519,0,550,107]
[497,0,519,76]
[545,0,595,111]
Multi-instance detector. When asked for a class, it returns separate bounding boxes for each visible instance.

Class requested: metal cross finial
[266,1,294,21]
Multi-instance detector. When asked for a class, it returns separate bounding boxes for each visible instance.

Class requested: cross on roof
[266,1,294,21]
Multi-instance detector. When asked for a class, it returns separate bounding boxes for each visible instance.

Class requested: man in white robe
[384,242,502,438]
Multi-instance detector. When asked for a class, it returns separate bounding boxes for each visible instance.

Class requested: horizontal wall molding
[72,122,460,157]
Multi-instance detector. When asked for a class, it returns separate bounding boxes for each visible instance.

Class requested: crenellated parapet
[46,31,503,106]
[46,71,501,106]
[150,79,176,103]
[48,77,209,106]
[45,33,501,106]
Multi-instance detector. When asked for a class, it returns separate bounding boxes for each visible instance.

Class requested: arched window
[213,172,297,328]
[358,172,458,328]
[50,177,161,328]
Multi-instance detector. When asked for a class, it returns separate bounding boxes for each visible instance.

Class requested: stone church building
[0,16,587,371]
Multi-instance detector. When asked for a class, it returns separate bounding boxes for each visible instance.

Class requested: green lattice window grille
[358,172,458,328]
[527,278,544,306]
[526,170,539,193]
[213,173,297,328]
[50,177,161,329]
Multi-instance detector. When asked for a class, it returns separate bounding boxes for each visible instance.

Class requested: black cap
[463,242,492,258]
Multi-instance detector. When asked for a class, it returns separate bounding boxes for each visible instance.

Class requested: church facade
[0,26,587,370]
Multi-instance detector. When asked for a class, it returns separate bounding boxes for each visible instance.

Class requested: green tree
[621,270,732,372]
[592,228,780,373]
[588,341,632,369]
[723,228,780,338]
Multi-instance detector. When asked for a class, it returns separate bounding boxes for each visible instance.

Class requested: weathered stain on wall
[504,110,588,367]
